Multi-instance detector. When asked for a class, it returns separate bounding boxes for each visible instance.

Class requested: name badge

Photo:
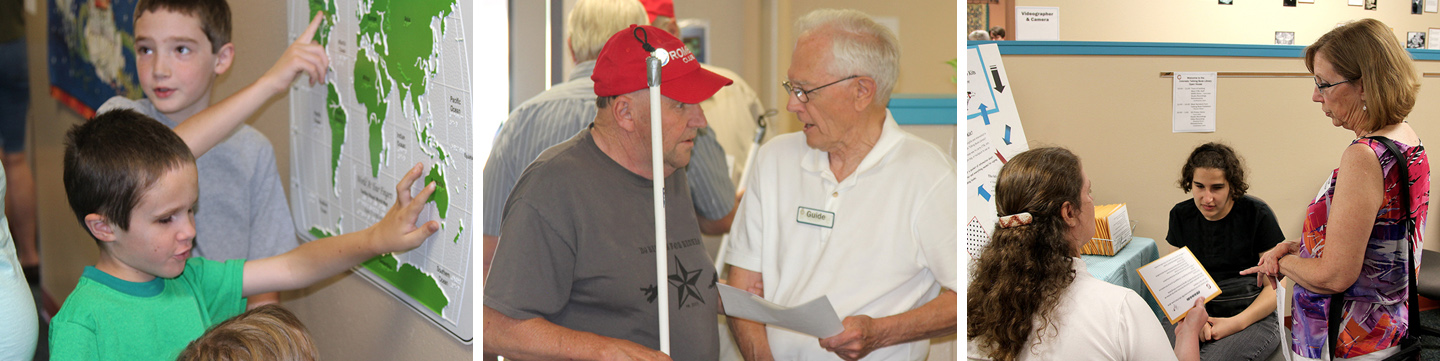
[796,207,835,228]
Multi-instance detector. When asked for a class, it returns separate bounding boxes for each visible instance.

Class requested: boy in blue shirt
[49,108,438,360]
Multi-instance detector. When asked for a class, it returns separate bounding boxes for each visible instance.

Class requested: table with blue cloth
[1081,237,1166,324]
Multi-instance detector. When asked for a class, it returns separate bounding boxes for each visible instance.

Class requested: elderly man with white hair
[724,8,958,361]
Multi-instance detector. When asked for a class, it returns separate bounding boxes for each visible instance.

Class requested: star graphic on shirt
[642,284,658,304]
[669,256,705,306]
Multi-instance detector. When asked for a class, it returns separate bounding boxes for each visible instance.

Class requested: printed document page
[717,284,844,338]
[1136,247,1222,323]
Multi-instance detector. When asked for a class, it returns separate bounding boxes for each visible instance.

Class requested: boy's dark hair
[135,0,232,53]
[63,109,195,240]
[1178,142,1248,199]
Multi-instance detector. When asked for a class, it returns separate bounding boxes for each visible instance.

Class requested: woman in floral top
[1242,18,1428,361]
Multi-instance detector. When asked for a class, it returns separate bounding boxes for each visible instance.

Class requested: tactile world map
[287,0,473,342]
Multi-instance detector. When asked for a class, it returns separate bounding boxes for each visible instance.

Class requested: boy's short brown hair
[63,109,195,239]
[136,0,232,53]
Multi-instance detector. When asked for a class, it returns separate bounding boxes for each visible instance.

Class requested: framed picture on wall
[1275,31,1295,45]
[1414,0,1424,14]
[1365,0,1377,10]
[1407,32,1426,49]
[1431,28,1440,49]
[1349,0,1362,6]
[678,19,710,64]
[1219,0,1232,4]
[1284,0,1296,6]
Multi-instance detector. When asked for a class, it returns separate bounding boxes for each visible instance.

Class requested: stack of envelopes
[1082,203,1132,256]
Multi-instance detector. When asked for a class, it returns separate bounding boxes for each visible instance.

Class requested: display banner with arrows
[964,43,1030,262]
[966,44,1028,161]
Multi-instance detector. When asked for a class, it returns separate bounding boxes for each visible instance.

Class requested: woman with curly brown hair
[1167,142,1284,361]
[967,147,1208,361]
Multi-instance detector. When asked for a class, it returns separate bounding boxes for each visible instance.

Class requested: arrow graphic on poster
[1003,125,1013,145]
[978,104,991,125]
[990,65,1006,93]
[978,185,991,201]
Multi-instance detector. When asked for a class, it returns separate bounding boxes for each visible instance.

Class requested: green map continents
[288,0,473,342]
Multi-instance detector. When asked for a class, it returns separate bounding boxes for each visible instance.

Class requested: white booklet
[1135,247,1221,324]
[716,283,845,338]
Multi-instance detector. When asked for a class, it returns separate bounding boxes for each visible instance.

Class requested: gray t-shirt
[484,128,720,360]
[97,97,298,261]
[481,61,736,237]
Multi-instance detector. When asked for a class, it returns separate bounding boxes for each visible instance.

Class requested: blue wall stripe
[889,96,958,125]
[967,40,1440,61]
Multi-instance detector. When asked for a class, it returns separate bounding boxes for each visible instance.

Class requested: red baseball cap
[592,25,732,104]
[637,0,674,24]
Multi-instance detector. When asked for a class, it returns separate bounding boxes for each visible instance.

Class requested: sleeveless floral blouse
[1291,138,1429,358]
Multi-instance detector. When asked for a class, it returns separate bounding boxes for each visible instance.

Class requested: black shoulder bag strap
[1329,136,1421,360]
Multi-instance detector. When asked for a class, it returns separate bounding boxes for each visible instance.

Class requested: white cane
[714,110,774,275]
[640,27,671,355]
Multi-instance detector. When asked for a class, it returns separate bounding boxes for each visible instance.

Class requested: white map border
[286,0,474,343]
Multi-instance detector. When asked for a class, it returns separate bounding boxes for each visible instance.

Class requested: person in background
[724,9,956,360]
[967,29,990,41]
[0,165,37,360]
[176,305,318,361]
[1167,142,1282,360]
[1242,18,1429,361]
[968,147,1209,361]
[988,26,1006,40]
[0,0,42,359]
[480,0,736,278]
[641,0,766,188]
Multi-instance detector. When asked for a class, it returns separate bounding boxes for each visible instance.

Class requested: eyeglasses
[1314,78,1353,94]
[782,75,859,103]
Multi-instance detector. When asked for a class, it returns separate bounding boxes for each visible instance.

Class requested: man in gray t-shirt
[483,25,731,360]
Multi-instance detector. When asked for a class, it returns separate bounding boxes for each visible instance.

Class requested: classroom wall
[996,52,1440,256]
[766,0,959,134]
[1013,0,1440,46]
[24,1,472,359]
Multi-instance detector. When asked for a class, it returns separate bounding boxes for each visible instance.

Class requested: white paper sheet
[717,284,844,338]
[1277,281,1292,361]
[1014,6,1060,40]
[1136,247,1221,323]
[1173,72,1217,133]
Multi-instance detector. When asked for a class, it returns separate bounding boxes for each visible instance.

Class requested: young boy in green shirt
[48,110,438,359]
[97,0,332,308]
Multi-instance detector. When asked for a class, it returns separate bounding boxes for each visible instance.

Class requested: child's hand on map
[365,162,441,255]
[259,12,330,94]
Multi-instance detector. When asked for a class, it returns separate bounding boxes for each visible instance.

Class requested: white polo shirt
[726,112,958,361]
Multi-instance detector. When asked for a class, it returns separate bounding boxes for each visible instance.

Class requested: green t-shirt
[49,257,247,361]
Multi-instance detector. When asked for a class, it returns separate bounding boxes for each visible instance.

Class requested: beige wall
[767,0,959,134]
[25,1,472,359]
[1014,0,1440,46]
[999,52,1440,257]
